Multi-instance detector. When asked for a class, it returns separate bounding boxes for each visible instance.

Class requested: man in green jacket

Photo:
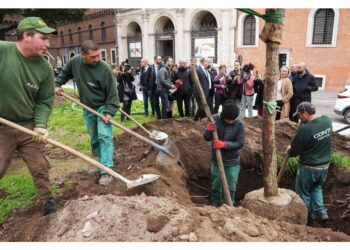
[0,17,57,215]
[55,40,119,186]
[288,102,332,226]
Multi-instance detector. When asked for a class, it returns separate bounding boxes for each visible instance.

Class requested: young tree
[259,9,285,197]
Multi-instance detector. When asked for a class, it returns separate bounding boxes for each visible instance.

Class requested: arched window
[68,29,73,45]
[243,15,256,46]
[60,31,64,46]
[312,9,335,45]
[89,25,93,40]
[78,27,82,44]
[101,22,106,42]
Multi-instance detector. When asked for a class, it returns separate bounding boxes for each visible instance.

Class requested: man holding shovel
[203,100,245,206]
[55,40,120,186]
[0,17,57,215]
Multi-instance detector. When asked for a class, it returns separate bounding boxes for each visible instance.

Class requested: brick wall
[235,9,350,91]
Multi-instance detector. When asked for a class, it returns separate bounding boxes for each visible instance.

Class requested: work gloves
[207,123,215,132]
[33,127,49,144]
[213,139,227,149]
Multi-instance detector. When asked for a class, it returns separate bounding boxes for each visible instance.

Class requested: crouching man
[203,100,245,206]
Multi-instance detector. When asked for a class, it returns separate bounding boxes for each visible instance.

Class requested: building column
[141,10,150,60]
[175,9,185,62]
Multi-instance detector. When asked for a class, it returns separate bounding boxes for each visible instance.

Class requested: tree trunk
[260,9,285,197]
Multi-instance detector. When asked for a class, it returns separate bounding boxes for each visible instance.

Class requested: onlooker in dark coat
[290,62,318,122]
[117,67,137,122]
[175,60,193,117]
[194,57,214,121]
[139,58,152,116]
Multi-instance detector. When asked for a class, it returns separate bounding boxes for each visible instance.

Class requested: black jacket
[203,114,245,166]
[227,70,243,101]
[117,73,137,102]
[292,72,318,98]
[140,66,152,91]
[175,67,193,96]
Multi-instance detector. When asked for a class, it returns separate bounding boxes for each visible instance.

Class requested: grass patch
[331,153,350,169]
[0,174,58,223]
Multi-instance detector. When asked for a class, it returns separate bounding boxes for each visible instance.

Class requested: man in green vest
[55,40,120,186]
[288,102,332,226]
[0,17,57,215]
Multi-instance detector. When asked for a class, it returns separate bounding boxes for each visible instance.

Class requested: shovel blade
[150,130,168,141]
[126,174,160,188]
[156,138,180,166]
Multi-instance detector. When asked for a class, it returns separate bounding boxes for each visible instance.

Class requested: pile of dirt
[4,194,349,242]
[1,117,349,241]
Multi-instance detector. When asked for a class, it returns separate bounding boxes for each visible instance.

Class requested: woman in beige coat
[276,66,293,120]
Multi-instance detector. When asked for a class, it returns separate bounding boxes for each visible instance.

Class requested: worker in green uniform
[0,17,57,215]
[55,40,120,186]
[288,102,332,225]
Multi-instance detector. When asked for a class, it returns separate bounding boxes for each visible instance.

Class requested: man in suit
[149,55,163,119]
[194,57,214,121]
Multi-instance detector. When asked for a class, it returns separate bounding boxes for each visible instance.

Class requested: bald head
[297,62,307,75]
[140,58,149,68]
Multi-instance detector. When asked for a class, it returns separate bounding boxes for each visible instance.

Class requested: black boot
[43,197,57,215]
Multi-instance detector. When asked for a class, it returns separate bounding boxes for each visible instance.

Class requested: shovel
[190,65,233,207]
[118,108,168,141]
[277,155,289,184]
[0,117,159,188]
[60,92,179,166]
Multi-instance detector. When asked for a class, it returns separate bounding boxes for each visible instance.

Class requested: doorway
[156,39,174,60]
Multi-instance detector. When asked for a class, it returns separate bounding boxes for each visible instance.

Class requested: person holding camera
[118,63,137,122]
[227,60,242,105]
[238,63,255,118]
[55,40,120,186]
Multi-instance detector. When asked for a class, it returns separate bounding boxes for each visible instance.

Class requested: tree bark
[260,9,285,197]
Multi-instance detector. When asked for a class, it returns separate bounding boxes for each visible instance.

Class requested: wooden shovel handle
[0,117,131,184]
[60,92,174,158]
[118,108,151,136]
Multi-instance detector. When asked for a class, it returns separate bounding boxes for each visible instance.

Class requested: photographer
[226,60,242,104]
[238,63,255,118]
[118,63,137,122]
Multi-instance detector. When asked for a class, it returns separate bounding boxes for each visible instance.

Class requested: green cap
[17,17,57,35]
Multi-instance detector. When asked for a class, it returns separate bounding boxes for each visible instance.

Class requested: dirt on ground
[0,117,349,241]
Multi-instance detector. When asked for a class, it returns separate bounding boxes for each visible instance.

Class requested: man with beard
[55,40,120,186]
[290,62,318,122]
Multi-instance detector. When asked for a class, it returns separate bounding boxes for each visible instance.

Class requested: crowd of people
[0,16,331,228]
[115,55,319,124]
